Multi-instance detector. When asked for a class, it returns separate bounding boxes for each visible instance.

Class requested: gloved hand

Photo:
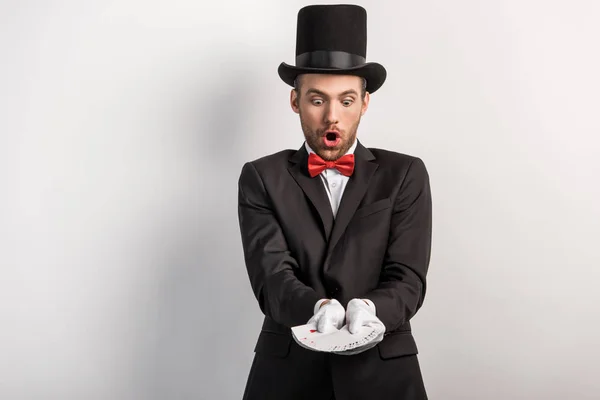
[330,298,385,355]
[345,298,383,334]
[307,298,345,333]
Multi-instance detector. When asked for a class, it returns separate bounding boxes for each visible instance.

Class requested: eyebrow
[305,88,359,97]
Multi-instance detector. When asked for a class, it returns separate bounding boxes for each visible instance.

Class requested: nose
[324,102,339,125]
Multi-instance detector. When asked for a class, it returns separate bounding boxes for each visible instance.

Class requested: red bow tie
[307,152,355,177]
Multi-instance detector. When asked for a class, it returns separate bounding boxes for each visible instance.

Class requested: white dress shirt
[305,139,357,218]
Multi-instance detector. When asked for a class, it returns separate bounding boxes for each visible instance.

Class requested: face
[290,74,370,161]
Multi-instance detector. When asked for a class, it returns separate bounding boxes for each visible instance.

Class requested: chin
[320,148,345,160]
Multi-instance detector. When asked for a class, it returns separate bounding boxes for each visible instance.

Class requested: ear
[290,89,300,114]
[360,92,370,116]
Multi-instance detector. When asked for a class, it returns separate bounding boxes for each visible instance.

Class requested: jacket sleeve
[237,161,321,328]
[365,157,432,332]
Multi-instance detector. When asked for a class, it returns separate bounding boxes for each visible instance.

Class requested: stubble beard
[299,110,362,161]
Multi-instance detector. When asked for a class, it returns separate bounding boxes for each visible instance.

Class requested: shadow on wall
[134,57,262,400]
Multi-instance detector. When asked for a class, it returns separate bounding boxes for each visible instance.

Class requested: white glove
[331,298,385,355]
[345,298,383,334]
[319,298,385,356]
[307,298,345,333]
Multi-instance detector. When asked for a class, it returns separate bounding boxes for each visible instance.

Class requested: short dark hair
[293,75,367,100]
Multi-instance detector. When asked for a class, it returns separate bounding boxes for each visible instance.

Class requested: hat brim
[278,61,387,94]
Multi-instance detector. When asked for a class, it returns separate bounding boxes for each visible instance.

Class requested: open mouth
[323,130,341,147]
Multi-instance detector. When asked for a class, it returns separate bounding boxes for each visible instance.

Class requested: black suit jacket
[237,140,432,399]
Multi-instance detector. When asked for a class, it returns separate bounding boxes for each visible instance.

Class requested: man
[237,5,432,400]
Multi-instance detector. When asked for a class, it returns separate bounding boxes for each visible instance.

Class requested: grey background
[1,0,599,399]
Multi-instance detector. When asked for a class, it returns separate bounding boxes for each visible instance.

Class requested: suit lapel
[288,146,334,241]
[326,142,378,255]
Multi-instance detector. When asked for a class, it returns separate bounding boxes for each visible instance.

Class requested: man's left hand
[345,298,384,334]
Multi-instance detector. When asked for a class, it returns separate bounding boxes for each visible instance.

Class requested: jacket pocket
[377,331,419,360]
[254,331,292,358]
[354,198,392,219]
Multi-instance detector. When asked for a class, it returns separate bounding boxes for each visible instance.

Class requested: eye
[342,99,354,107]
[312,99,324,106]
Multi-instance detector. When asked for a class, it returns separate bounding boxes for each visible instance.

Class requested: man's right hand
[307,299,345,333]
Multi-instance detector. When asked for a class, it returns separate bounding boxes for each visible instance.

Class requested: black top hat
[278,4,387,93]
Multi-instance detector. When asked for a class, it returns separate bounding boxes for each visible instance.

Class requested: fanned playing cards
[291,323,384,354]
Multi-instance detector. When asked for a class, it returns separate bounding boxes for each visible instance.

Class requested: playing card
[291,323,384,353]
